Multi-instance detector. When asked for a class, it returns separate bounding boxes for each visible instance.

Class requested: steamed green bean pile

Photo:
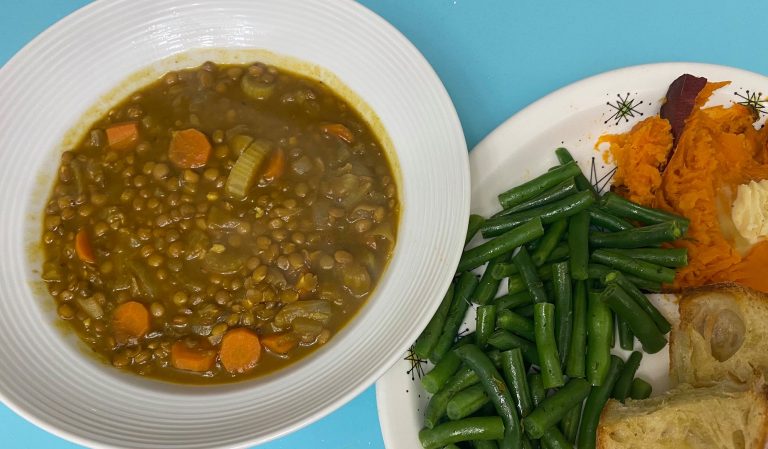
[414,148,687,449]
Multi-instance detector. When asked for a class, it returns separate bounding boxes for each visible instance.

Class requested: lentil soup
[39,61,399,383]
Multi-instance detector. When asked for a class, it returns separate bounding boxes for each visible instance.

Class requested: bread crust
[672,282,768,386]
[597,381,768,449]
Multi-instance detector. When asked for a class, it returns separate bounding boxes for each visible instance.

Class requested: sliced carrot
[321,123,354,144]
[105,122,140,151]
[262,147,285,181]
[219,328,261,374]
[112,301,150,344]
[260,332,298,355]
[75,229,96,264]
[171,339,217,372]
[168,128,212,169]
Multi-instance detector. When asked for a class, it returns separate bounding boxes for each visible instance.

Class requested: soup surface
[40,61,399,382]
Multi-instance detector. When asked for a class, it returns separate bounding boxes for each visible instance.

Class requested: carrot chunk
[75,229,96,264]
[112,301,150,344]
[171,339,217,372]
[168,128,212,168]
[321,123,354,144]
[105,122,140,151]
[262,147,285,181]
[219,328,261,373]
[260,332,298,355]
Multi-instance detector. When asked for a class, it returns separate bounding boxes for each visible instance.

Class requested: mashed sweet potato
[600,81,768,292]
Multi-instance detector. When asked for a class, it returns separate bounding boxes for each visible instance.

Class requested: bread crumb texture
[597,381,768,449]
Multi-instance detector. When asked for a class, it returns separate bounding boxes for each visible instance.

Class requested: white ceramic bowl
[0,1,469,447]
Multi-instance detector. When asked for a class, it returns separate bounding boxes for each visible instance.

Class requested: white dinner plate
[376,62,768,449]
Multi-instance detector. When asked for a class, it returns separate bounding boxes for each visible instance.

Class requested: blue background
[1,0,767,447]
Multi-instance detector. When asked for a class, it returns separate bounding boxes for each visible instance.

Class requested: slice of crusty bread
[597,381,768,449]
[671,283,768,386]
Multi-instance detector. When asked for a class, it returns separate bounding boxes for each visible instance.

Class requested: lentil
[40,60,398,383]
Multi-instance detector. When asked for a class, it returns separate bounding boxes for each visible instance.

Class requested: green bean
[514,248,548,304]
[591,249,676,284]
[447,384,491,420]
[488,330,539,366]
[423,335,474,394]
[495,178,579,219]
[567,211,590,280]
[483,191,595,238]
[527,373,572,448]
[514,304,535,319]
[534,303,564,389]
[546,242,570,264]
[496,308,535,341]
[476,305,497,348]
[532,219,568,266]
[600,192,690,230]
[528,373,546,406]
[577,356,624,449]
[419,416,505,449]
[459,218,545,272]
[501,348,533,418]
[424,366,480,429]
[523,378,591,439]
[542,430,573,449]
[586,289,613,386]
[467,214,487,246]
[555,147,595,194]
[565,280,587,379]
[473,440,500,449]
[588,221,685,249]
[455,344,523,449]
[494,291,533,311]
[601,247,688,268]
[431,272,478,363]
[587,263,661,292]
[414,283,456,359]
[588,207,633,231]
[599,284,667,354]
[612,351,642,402]
[629,378,652,400]
[551,262,572,365]
[473,254,509,305]
[602,271,670,333]
[560,404,581,443]
[498,161,581,209]
[617,315,634,351]
[506,266,553,295]
[492,244,568,280]
[445,445,461,449]
[492,262,520,281]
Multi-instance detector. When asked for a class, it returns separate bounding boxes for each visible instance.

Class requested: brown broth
[39,61,399,383]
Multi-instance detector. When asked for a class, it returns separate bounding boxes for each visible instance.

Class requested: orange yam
[112,301,150,344]
[168,128,211,168]
[171,339,217,372]
[602,80,768,292]
[598,116,673,206]
[105,122,140,151]
[260,332,298,355]
[75,229,96,264]
[219,328,261,374]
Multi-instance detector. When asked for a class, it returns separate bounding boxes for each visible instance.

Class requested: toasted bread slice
[671,283,768,386]
[597,381,768,449]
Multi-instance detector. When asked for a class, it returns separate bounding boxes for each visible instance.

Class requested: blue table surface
[2,0,767,447]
